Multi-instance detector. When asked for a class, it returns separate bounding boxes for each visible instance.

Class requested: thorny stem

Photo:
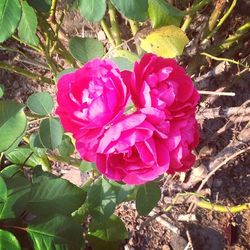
[165,192,250,214]
[187,21,250,74]
[100,19,116,47]
[39,16,77,68]
[182,0,211,31]
[196,200,250,213]
[0,62,52,84]
[184,0,211,15]
[49,0,58,24]
[129,19,141,55]
[0,45,49,69]
[206,0,238,40]
[200,52,249,68]
[108,1,122,46]
[12,35,42,53]
[202,0,227,39]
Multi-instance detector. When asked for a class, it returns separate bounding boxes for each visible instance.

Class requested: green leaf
[0,230,21,250]
[0,101,27,153]
[18,1,39,46]
[5,147,51,171]
[0,176,7,213]
[39,118,63,150]
[89,214,128,241]
[87,235,120,250]
[56,68,75,82]
[148,0,184,28]
[111,0,148,21]
[27,0,51,12]
[29,133,47,158]
[27,92,54,116]
[114,49,139,63]
[58,134,75,157]
[136,182,161,216]
[111,183,137,204]
[69,37,104,64]
[111,57,134,71]
[28,172,86,216]
[27,215,83,250]
[0,0,21,43]
[0,170,31,219]
[140,25,189,58]
[0,165,21,178]
[87,178,116,221]
[0,84,4,98]
[78,0,106,22]
[79,161,95,173]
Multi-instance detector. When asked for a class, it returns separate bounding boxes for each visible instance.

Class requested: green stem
[181,13,193,32]
[182,0,211,31]
[165,192,250,214]
[128,19,141,54]
[0,45,49,69]
[206,0,238,40]
[202,0,227,38]
[12,35,42,52]
[187,21,250,74]
[100,19,116,47]
[197,200,250,213]
[184,0,211,14]
[49,0,58,23]
[218,21,250,51]
[0,62,52,84]
[108,1,122,46]
[129,20,138,36]
[200,52,249,68]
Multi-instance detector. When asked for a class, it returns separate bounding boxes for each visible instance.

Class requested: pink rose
[122,53,199,119]
[96,110,171,185]
[167,117,199,173]
[56,59,129,161]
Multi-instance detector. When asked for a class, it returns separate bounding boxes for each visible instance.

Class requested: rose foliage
[56,53,199,185]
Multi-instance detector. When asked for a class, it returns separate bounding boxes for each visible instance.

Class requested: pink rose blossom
[56,59,129,161]
[122,53,199,119]
[56,54,200,185]
[96,110,171,185]
[166,118,199,173]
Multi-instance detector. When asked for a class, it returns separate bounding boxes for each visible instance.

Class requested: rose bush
[56,54,199,185]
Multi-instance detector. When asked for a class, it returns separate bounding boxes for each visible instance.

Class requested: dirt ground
[1,2,250,249]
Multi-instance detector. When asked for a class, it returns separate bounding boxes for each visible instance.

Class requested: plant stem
[128,19,141,54]
[100,19,116,47]
[200,52,248,68]
[129,20,138,36]
[187,21,250,74]
[12,35,42,53]
[49,0,58,24]
[202,0,227,39]
[0,62,52,84]
[206,0,238,40]
[184,0,211,14]
[181,13,193,32]
[182,0,211,31]
[108,1,122,46]
[196,200,250,213]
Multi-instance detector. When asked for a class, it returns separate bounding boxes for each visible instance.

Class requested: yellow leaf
[140,25,189,58]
